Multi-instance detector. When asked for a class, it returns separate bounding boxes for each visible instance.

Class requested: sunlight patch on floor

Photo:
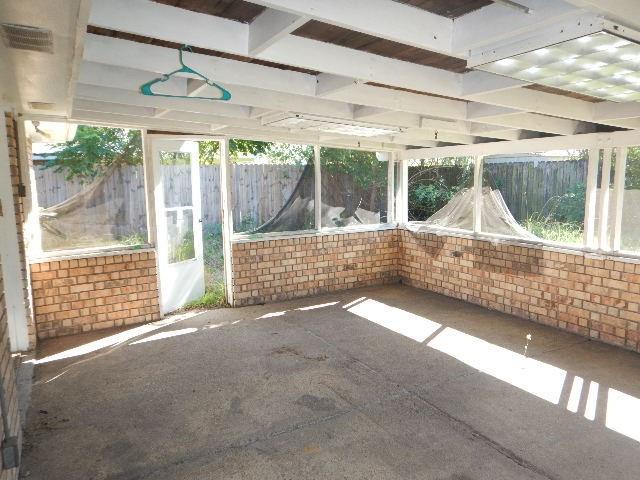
[348,298,442,342]
[428,327,567,404]
[130,328,198,345]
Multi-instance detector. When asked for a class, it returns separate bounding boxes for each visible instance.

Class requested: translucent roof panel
[478,31,640,102]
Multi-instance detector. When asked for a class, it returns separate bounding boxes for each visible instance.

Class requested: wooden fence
[35,158,589,232]
[35,164,304,232]
[485,159,587,221]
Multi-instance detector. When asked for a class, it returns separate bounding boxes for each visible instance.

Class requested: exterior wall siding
[231,229,400,306]
[30,250,161,339]
[0,180,22,480]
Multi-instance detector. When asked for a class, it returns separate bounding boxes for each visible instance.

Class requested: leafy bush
[551,182,586,224]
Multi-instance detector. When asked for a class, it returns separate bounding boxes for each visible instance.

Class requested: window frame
[26,122,152,259]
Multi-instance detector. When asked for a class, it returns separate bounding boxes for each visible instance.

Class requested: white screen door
[151,139,204,314]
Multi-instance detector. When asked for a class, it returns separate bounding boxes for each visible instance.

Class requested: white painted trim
[0,110,29,351]
[18,120,42,258]
[232,223,397,243]
[29,246,156,264]
[400,129,640,160]
[473,156,484,233]
[386,152,395,223]
[584,149,599,248]
[597,148,612,250]
[399,158,409,224]
[612,147,627,252]
[219,139,234,306]
[314,145,322,229]
[142,130,157,246]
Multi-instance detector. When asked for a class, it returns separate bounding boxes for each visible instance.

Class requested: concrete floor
[20,284,640,480]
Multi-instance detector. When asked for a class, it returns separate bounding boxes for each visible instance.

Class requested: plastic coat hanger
[139,45,231,101]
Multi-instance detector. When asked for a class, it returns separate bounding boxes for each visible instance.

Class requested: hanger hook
[179,44,193,68]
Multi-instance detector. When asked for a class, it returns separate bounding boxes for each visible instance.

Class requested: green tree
[47,126,389,191]
[199,139,271,164]
[44,126,142,181]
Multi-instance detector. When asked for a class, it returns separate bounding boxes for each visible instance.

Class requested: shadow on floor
[20,284,640,480]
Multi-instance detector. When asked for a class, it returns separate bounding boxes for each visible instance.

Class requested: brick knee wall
[231,229,399,306]
[399,230,640,354]
[30,250,161,339]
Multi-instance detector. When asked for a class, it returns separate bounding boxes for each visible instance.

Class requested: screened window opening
[407,157,474,230]
[481,152,587,244]
[620,146,640,253]
[320,147,388,228]
[33,125,147,252]
[230,142,314,234]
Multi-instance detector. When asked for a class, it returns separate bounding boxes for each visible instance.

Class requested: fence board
[35,163,304,233]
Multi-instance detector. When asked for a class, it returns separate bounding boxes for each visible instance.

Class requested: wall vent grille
[1,23,53,53]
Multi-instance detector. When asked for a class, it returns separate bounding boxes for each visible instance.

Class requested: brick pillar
[4,113,35,349]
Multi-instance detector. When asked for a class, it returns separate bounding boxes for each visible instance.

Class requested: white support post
[395,157,408,224]
[473,155,484,234]
[314,145,322,230]
[597,148,612,250]
[141,130,157,246]
[17,120,42,257]
[386,152,395,224]
[612,147,628,252]
[219,139,234,306]
[0,109,29,351]
[584,148,599,248]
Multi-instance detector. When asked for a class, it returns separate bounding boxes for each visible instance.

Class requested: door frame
[143,133,234,310]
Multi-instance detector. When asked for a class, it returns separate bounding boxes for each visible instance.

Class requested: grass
[524,215,584,245]
[183,281,227,310]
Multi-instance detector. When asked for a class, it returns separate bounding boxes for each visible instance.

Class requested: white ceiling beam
[75,80,252,119]
[89,0,461,98]
[316,74,360,98]
[477,112,584,135]
[89,0,247,55]
[88,0,616,133]
[452,0,581,54]
[66,0,93,117]
[84,34,318,97]
[71,109,215,134]
[468,89,596,124]
[400,128,640,159]
[563,0,640,28]
[466,12,604,67]
[73,98,157,117]
[466,103,522,119]
[78,60,546,142]
[461,71,530,96]
[325,83,468,120]
[353,106,397,121]
[249,8,309,56]
[247,0,454,56]
[593,102,640,121]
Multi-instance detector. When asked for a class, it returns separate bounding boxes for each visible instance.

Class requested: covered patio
[23,285,640,479]
[1,1,640,479]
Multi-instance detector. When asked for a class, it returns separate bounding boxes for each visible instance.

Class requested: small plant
[183,282,227,310]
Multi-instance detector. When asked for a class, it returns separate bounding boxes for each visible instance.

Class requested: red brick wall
[30,250,161,339]
[231,229,399,306]
[399,230,640,353]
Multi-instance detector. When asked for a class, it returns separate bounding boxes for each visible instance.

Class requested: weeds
[524,214,583,245]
